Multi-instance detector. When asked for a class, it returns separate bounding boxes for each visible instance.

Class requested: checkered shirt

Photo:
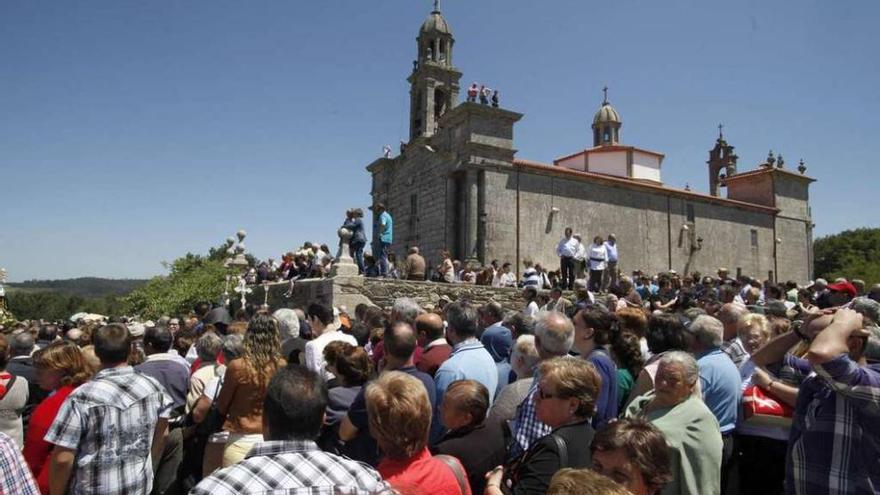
[786,354,880,494]
[190,440,390,495]
[508,371,552,460]
[0,431,39,495]
[44,366,172,495]
[720,337,749,368]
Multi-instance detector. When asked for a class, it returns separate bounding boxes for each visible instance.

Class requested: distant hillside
[7,277,148,299]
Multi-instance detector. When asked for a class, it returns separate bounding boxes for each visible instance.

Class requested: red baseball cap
[827,281,857,298]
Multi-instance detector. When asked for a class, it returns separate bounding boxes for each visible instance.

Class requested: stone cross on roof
[433,0,440,13]
[602,85,609,105]
[718,123,724,139]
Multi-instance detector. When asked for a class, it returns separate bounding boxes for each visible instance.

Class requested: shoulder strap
[0,374,16,400]
[435,454,469,495]
[552,433,568,469]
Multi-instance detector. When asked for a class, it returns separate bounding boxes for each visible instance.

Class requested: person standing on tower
[479,85,490,105]
[467,83,478,103]
[491,89,499,108]
[374,203,393,277]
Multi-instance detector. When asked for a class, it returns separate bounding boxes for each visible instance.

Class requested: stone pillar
[465,169,479,262]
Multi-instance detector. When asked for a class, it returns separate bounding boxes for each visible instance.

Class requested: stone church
[367,4,816,283]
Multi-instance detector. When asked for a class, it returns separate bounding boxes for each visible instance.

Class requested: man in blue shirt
[374,203,393,277]
[688,314,741,494]
[435,301,498,408]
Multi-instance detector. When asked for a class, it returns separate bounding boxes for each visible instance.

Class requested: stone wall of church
[370,145,451,270]
[479,167,805,282]
[775,216,812,282]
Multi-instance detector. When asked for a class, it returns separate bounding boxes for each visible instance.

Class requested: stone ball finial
[338,227,353,243]
[226,237,236,247]
[798,158,807,174]
[236,230,247,242]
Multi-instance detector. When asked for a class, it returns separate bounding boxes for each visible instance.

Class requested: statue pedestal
[330,227,360,277]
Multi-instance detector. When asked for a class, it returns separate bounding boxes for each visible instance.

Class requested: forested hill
[7,278,148,298]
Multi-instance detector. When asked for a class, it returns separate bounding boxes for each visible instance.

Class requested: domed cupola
[417,1,454,67]
[592,86,622,146]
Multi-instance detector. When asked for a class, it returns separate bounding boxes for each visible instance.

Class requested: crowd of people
[1,268,879,494]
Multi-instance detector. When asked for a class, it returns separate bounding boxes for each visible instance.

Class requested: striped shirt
[44,366,172,495]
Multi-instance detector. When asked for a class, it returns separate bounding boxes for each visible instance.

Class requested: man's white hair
[534,311,574,357]
[689,315,724,348]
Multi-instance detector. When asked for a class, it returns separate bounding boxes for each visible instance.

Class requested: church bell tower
[707,124,738,196]
[408,1,462,141]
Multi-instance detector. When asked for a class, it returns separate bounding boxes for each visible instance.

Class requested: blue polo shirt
[435,338,499,407]
[379,211,393,243]
[697,347,741,433]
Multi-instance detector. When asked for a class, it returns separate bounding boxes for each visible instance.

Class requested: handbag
[194,373,226,437]
[741,385,793,428]
[501,433,568,494]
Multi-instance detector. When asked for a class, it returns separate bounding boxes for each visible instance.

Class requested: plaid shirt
[191,440,389,494]
[786,354,880,494]
[720,337,749,368]
[508,371,552,460]
[44,366,172,495]
[0,431,39,495]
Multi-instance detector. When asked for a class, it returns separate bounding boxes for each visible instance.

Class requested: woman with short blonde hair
[366,371,469,495]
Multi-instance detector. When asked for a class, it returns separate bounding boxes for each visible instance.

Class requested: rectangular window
[409,194,418,233]
[686,204,695,223]
[750,229,759,247]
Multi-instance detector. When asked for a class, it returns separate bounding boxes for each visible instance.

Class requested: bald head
[384,322,418,363]
[415,312,444,342]
[716,303,749,341]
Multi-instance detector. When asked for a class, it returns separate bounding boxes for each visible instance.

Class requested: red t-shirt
[23,384,77,495]
[378,447,471,495]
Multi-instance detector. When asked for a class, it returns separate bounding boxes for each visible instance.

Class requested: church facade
[367,5,816,283]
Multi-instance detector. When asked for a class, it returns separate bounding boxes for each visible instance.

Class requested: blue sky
[1,1,877,281]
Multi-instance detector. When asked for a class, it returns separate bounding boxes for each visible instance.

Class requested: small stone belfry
[408,0,461,140]
[592,86,622,146]
[707,124,738,197]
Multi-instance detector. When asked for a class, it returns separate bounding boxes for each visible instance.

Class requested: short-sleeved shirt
[435,339,499,408]
[379,211,393,243]
[697,348,742,433]
[44,366,172,495]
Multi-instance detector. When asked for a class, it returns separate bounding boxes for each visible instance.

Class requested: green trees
[122,253,231,320]
[813,228,880,285]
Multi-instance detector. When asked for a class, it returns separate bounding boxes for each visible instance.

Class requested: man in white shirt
[556,227,579,290]
[303,303,356,382]
[573,233,587,279]
[499,262,518,288]
[602,234,619,292]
